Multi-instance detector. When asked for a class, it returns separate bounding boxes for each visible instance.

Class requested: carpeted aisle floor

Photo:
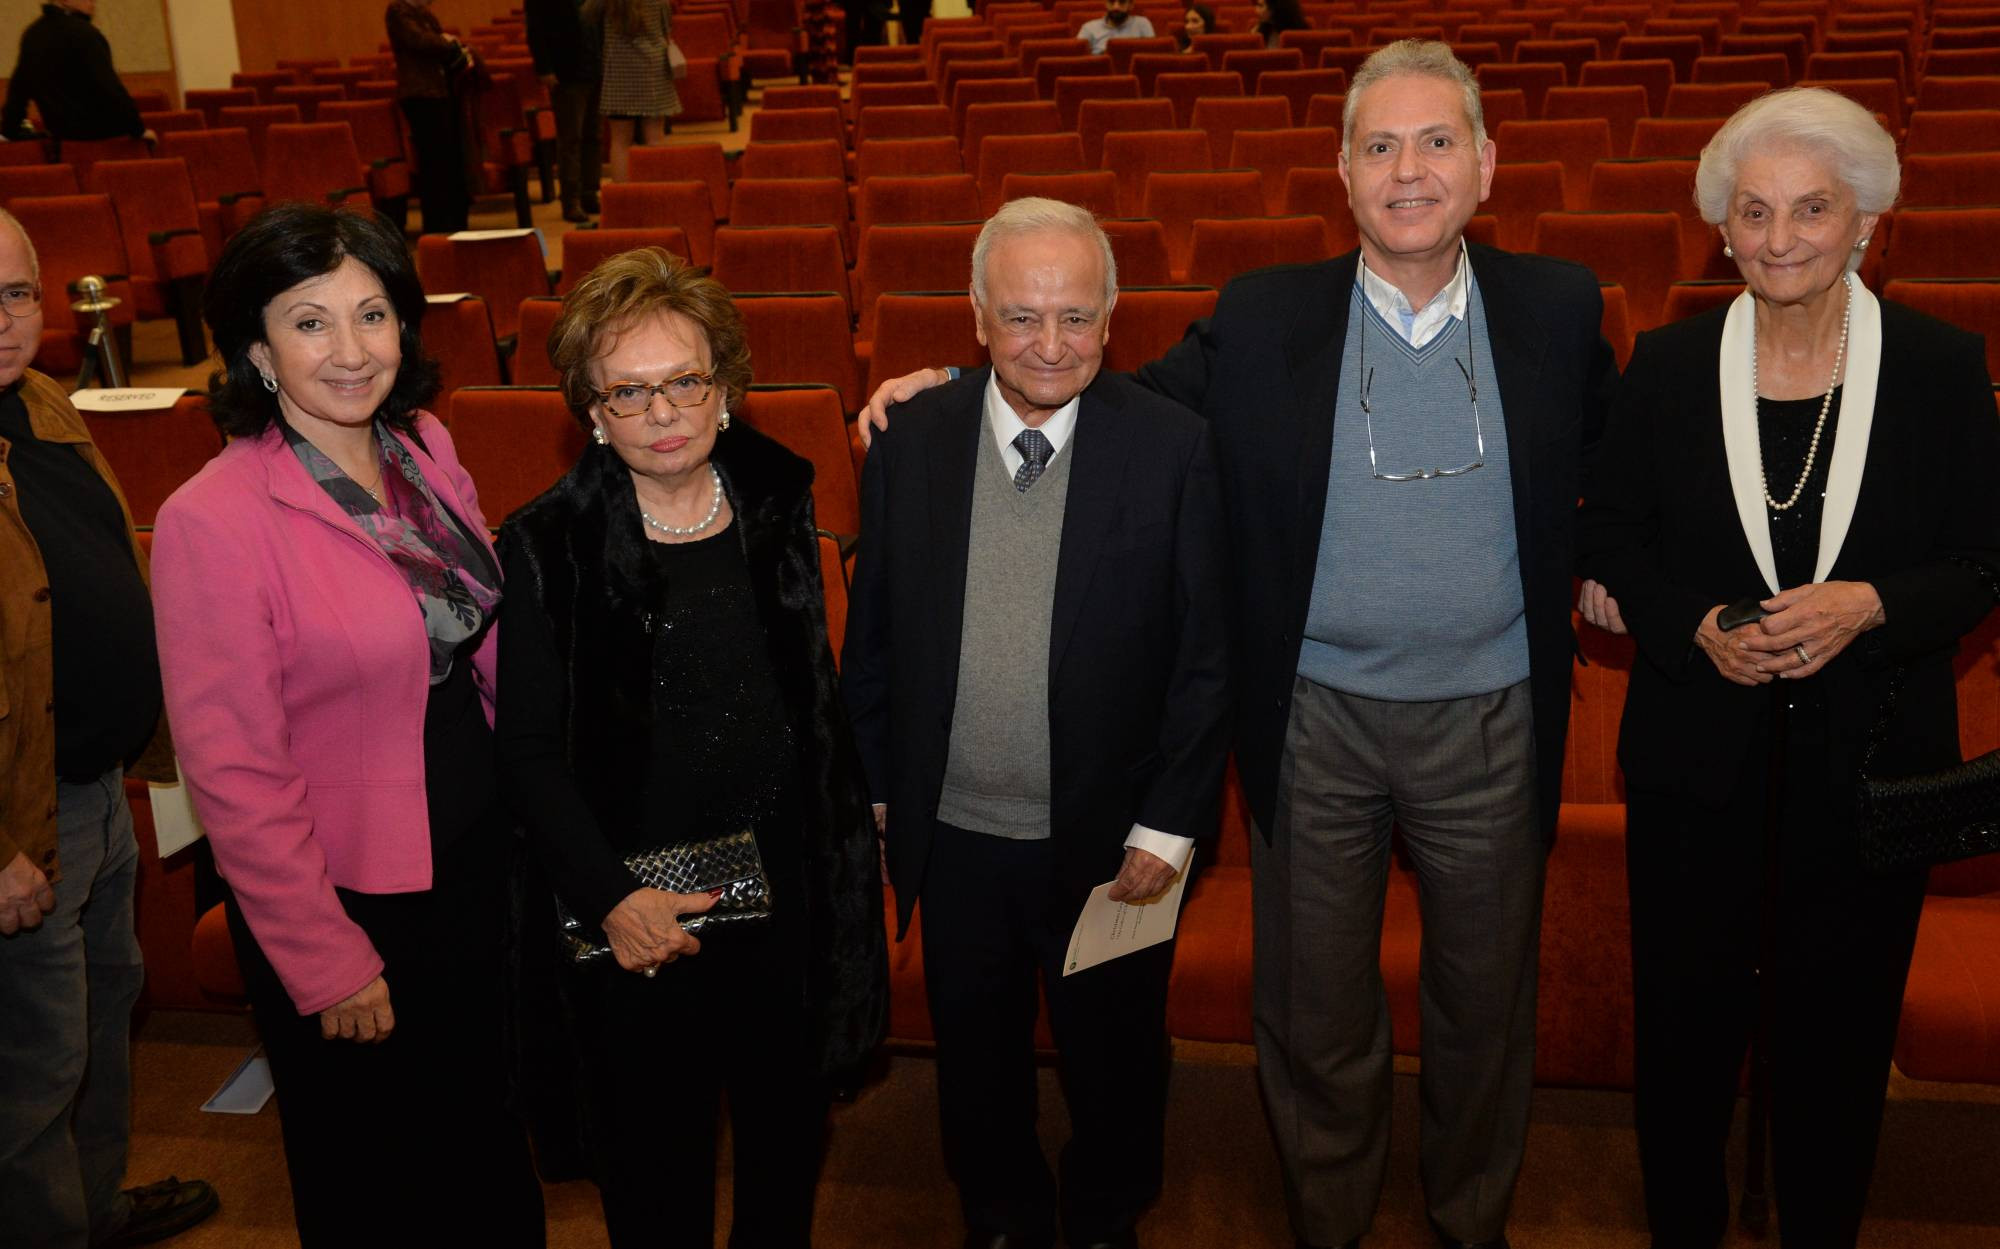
[126,1010,2000,1248]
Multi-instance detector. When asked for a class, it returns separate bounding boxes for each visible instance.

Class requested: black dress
[1625,388,1931,1249]
[506,521,825,1249]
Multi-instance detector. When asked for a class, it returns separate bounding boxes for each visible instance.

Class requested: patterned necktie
[1013,428,1053,492]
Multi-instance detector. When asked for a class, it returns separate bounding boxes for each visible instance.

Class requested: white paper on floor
[201,1048,274,1115]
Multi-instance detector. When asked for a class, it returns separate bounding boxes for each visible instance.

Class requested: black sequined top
[1758,386,1842,591]
[641,523,800,852]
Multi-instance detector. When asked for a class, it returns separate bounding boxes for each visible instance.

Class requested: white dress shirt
[981,373,1196,877]
[1356,239,1471,348]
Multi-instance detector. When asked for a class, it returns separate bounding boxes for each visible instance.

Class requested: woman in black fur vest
[494,247,887,1249]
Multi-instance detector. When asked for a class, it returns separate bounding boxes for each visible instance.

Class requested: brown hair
[547,246,752,430]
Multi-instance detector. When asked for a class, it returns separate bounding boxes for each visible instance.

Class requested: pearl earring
[261,372,278,392]
[1723,244,1734,258]
[717,408,731,431]
[592,425,608,445]
[1857,237,1871,251]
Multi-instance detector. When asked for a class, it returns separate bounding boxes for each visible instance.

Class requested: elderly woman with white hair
[1577,87,2000,1247]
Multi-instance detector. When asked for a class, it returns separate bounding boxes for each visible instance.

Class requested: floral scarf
[283,421,503,683]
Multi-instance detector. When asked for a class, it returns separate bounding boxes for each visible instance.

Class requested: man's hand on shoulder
[856,366,954,449]
[0,851,57,935]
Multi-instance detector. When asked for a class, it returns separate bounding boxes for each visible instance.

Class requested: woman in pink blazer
[151,205,543,1247]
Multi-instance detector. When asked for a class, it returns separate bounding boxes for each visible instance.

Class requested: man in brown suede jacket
[0,208,215,1248]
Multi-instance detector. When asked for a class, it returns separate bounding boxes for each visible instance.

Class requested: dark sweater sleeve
[494,537,642,928]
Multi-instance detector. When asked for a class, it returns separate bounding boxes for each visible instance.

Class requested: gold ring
[1795,644,1812,665]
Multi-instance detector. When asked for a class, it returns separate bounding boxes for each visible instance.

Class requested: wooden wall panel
[233,0,507,72]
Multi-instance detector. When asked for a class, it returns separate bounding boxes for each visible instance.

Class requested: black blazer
[842,368,1233,936]
[1577,299,2000,809]
[1135,244,1620,842]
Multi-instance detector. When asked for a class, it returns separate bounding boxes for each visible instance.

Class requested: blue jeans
[0,768,144,1249]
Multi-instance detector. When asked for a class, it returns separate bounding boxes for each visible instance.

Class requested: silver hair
[1694,86,1900,239]
[970,196,1118,309]
[1343,39,1487,160]
[0,207,39,280]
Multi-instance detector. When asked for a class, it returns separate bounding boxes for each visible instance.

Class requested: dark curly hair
[548,246,752,432]
[201,203,440,439]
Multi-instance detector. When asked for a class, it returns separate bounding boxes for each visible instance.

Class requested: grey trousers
[0,769,144,1249]
[1253,677,1544,1247]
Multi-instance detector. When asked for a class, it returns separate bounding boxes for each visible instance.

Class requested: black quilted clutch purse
[555,827,773,965]
[1856,672,2000,874]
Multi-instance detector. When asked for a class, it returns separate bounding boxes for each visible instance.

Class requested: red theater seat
[1184,215,1330,288]
[81,395,223,526]
[628,142,731,219]
[1106,285,1217,372]
[558,228,691,294]
[1531,210,1682,330]
[710,225,849,314]
[445,387,585,524]
[866,293,986,397]
[998,169,1120,217]
[738,384,861,536]
[1228,126,1339,215]
[414,232,550,343]
[1190,94,1294,168]
[735,294,864,414]
[423,296,505,418]
[1101,128,1213,217]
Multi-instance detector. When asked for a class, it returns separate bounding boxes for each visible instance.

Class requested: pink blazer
[152,414,499,1016]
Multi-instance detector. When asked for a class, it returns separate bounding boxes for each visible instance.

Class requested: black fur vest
[499,426,888,1083]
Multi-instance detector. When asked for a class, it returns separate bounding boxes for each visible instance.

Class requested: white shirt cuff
[1124,824,1195,874]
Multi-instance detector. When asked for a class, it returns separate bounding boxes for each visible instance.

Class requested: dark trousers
[898,0,932,46]
[570,903,827,1249]
[399,95,472,234]
[1627,706,1928,1249]
[921,823,1176,1246]
[227,839,545,1248]
[1252,677,1543,1247]
[550,78,601,211]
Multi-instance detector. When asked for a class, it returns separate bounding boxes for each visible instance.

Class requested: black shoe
[98,1177,220,1247]
[561,203,588,223]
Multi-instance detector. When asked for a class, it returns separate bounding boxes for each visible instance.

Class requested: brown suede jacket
[0,369,171,885]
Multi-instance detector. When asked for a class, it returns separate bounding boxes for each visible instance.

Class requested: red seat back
[447,387,585,523]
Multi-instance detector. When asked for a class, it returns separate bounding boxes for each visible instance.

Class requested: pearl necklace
[1753,272,1852,513]
[639,465,725,536]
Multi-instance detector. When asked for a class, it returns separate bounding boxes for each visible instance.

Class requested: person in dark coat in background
[2,0,154,148]
[526,0,603,223]
[496,246,888,1249]
[387,0,476,234]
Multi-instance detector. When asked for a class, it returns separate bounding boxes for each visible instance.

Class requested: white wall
[167,0,239,92]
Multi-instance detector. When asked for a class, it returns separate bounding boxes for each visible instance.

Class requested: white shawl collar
[1717,273,1882,593]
